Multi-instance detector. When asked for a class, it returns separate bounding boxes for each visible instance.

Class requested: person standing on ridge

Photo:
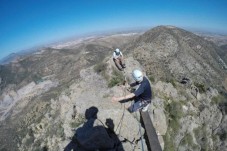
[113,48,126,71]
[111,69,152,112]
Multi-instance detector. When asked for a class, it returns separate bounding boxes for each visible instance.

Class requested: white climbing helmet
[132,69,143,82]
[115,48,120,53]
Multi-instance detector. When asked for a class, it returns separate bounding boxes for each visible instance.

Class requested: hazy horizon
[1,0,227,60]
[1,25,227,61]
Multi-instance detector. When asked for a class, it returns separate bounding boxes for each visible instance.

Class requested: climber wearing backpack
[111,69,152,112]
[113,48,126,71]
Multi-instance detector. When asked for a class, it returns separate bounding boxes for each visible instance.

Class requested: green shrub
[70,115,85,128]
[169,119,180,134]
[45,122,65,139]
[166,101,183,120]
[70,120,83,128]
[194,82,206,93]
[219,131,227,141]
[163,133,175,151]
[211,95,225,104]
[163,101,185,151]
[181,133,193,146]
[94,62,109,80]
[193,125,211,151]
[148,75,155,83]
[94,62,107,74]
[108,68,124,88]
[56,125,65,138]
[167,79,176,87]
[108,77,122,87]
[32,74,43,84]
[165,101,183,133]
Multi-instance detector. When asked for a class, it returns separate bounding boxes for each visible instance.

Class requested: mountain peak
[133,26,225,89]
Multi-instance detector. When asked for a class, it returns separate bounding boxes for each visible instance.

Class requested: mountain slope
[0,33,140,151]
[217,44,227,64]
[130,26,226,90]
[0,27,227,151]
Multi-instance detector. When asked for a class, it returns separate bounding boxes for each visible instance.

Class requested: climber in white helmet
[113,48,126,71]
[111,69,152,112]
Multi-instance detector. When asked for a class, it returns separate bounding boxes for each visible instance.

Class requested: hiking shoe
[142,103,150,112]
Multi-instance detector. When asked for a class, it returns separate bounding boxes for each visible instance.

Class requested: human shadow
[105,118,124,151]
[64,106,124,151]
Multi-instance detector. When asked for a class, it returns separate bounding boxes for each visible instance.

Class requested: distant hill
[0,53,20,64]
[195,32,227,46]
[0,47,41,65]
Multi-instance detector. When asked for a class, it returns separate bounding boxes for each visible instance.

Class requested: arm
[113,52,116,59]
[120,52,123,57]
[111,93,135,102]
[113,52,117,59]
[130,82,139,87]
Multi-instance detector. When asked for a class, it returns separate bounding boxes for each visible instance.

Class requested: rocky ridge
[0,26,227,151]
[130,26,226,90]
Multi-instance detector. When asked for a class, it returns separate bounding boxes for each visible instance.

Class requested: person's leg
[142,103,150,112]
[113,58,123,70]
[128,100,144,113]
[128,99,151,113]
[119,57,126,68]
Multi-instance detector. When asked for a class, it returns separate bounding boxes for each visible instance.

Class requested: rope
[115,103,126,135]
[115,69,127,135]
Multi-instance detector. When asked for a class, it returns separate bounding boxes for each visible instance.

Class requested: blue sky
[0,0,227,59]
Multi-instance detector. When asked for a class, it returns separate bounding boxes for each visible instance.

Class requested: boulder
[199,105,222,130]
[206,87,219,99]
[154,81,178,100]
[151,108,167,135]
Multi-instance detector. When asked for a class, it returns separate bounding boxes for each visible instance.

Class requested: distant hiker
[113,48,126,71]
[112,69,151,112]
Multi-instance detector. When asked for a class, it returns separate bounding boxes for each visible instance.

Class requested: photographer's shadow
[64,106,124,151]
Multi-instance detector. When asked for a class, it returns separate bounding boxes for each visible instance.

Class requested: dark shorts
[128,98,151,113]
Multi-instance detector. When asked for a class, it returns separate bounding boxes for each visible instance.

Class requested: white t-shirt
[113,51,123,59]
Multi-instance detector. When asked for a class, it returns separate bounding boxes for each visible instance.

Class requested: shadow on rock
[64,106,124,151]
